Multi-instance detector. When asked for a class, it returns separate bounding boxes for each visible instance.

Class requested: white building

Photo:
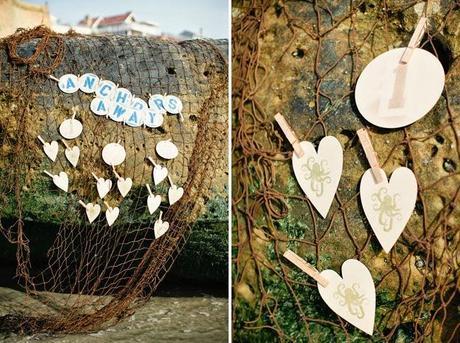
[52,11,161,37]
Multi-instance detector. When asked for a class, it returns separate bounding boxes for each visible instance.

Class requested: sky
[27,0,229,38]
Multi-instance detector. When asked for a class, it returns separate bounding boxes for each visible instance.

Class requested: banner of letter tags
[40,72,184,237]
[274,17,447,335]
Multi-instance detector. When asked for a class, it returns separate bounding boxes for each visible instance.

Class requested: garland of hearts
[38,72,185,237]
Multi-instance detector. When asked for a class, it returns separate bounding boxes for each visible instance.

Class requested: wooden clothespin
[112,165,121,180]
[283,250,329,288]
[400,16,428,64]
[274,113,304,158]
[357,128,383,184]
[48,75,59,82]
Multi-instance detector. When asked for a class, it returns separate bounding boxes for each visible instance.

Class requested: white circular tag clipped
[96,80,117,99]
[156,139,178,160]
[90,97,110,116]
[59,116,83,139]
[79,73,99,93]
[163,95,183,114]
[355,48,445,128]
[58,74,80,94]
[148,94,166,114]
[114,88,132,106]
[145,109,164,128]
[102,142,126,166]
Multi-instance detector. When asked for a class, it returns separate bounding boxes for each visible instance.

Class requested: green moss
[170,196,228,283]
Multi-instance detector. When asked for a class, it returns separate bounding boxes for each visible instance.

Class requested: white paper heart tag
[85,202,101,224]
[65,146,80,167]
[42,140,59,162]
[106,206,120,227]
[168,184,184,205]
[117,177,132,197]
[318,260,376,335]
[154,212,169,239]
[44,171,68,192]
[153,165,168,185]
[360,167,417,253]
[292,137,343,218]
[94,176,112,199]
[147,194,162,214]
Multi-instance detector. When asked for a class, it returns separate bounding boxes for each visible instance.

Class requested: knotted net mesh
[0,27,228,333]
[233,1,459,342]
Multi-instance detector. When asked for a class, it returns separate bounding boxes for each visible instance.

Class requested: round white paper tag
[102,143,126,166]
[355,47,444,128]
[156,140,178,159]
[59,117,83,139]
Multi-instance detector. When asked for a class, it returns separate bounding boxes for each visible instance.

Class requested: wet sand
[0,287,228,342]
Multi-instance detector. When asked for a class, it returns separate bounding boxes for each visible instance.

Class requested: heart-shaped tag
[106,206,120,227]
[65,146,80,167]
[318,259,376,335]
[147,194,162,214]
[85,203,101,223]
[153,165,168,185]
[43,141,59,162]
[117,177,132,197]
[360,167,417,253]
[292,137,343,218]
[52,172,68,192]
[96,178,112,199]
[168,184,184,205]
[154,215,169,239]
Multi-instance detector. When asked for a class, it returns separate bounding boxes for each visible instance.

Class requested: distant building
[0,0,50,37]
[178,29,203,41]
[74,11,161,37]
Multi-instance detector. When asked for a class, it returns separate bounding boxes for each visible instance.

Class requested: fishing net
[232,0,459,342]
[0,26,228,333]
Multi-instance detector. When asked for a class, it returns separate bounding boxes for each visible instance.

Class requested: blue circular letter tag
[163,95,183,114]
[90,97,110,116]
[145,109,164,128]
[58,74,80,94]
[148,94,166,113]
[96,80,117,99]
[79,73,99,93]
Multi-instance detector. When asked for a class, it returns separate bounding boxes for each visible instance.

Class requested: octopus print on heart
[318,259,376,335]
[292,136,343,218]
[360,167,417,253]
